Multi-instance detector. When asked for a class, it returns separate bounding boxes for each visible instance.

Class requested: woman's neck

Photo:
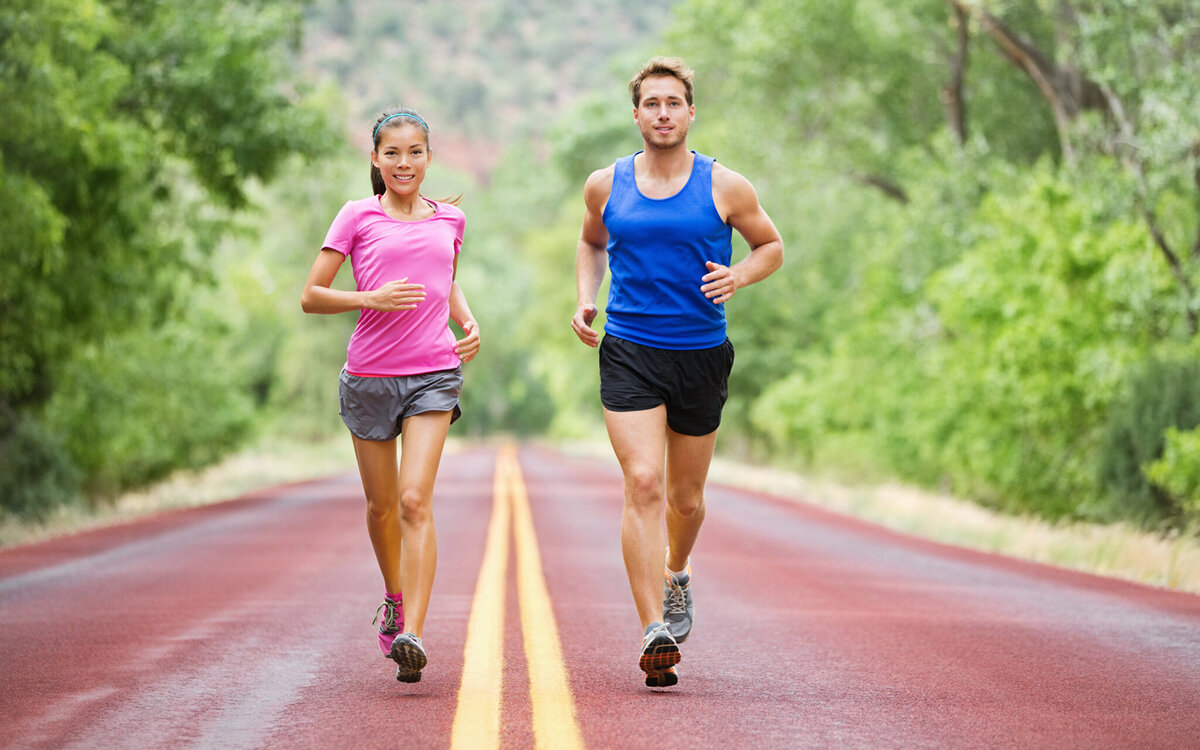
[380,191,433,221]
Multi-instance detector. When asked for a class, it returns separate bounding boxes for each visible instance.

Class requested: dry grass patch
[0,435,359,549]
[707,456,1200,594]
[6,437,1199,596]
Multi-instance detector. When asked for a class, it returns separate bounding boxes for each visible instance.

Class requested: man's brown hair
[629,56,695,107]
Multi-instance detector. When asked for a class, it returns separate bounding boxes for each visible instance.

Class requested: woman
[301,107,479,683]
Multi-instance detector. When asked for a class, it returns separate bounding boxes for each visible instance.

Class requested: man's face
[634,75,694,150]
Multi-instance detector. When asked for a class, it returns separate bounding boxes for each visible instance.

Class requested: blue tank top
[602,151,733,349]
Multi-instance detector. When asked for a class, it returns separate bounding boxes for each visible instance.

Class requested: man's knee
[624,466,664,508]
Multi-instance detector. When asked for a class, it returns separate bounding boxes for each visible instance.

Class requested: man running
[571,56,784,688]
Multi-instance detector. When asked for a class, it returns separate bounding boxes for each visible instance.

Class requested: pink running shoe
[373,595,404,657]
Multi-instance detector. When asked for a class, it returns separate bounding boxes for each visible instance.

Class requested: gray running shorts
[338,367,463,441]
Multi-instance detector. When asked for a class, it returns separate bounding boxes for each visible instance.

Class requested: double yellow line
[450,445,585,750]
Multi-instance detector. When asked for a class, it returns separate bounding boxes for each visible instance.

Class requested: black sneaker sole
[639,632,681,688]
[391,637,427,683]
[645,666,678,688]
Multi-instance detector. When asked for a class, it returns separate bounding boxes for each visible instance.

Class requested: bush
[0,405,81,518]
[1143,426,1200,524]
[43,327,256,497]
[1098,355,1200,523]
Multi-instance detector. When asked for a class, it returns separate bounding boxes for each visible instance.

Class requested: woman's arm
[301,248,427,314]
[448,257,480,362]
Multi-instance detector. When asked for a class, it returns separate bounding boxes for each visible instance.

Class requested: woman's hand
[366,278,426,311]
[455,319,480,362]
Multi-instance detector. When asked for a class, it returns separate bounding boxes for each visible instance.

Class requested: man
[571,56,784,688]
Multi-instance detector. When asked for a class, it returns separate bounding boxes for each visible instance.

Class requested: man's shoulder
[583,163,618,205]
[586,162,618,185]
[710,160,756,199]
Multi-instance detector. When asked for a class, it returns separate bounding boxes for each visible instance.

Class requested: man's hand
[571,304,600,347]
[701,261,739,304]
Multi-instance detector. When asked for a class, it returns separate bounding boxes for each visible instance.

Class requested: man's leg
[604,406,669,629]
[660,428,716,643]
[664,427,717,572]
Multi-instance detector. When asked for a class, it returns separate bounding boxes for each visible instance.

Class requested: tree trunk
[854,174,910,205]
[941,2,969,146]
[951,0,1199,337]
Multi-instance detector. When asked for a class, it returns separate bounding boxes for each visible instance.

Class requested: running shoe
[373,595,404,657]
[639,622,681,688]
[662,565,694,643]
[391,633,428,683]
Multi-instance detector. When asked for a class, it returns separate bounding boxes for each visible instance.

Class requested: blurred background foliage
[3,0,1199,531]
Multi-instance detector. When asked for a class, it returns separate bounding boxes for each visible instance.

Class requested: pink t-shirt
[322,196,464,376]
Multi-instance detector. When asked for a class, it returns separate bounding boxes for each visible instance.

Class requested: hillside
[299,0,677,181]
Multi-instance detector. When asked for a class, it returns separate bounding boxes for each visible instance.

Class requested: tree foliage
[0,0,334,513]
[9,0,1199,531]
[653,0,1200,524]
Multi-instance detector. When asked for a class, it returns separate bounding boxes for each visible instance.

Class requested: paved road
[2,443,1199,749]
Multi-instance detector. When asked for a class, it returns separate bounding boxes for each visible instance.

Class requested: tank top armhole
[602,156,633,224]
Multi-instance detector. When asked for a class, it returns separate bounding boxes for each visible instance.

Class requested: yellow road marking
[508,448,587,750]
[449,450,511,750]
[450,446,585,750]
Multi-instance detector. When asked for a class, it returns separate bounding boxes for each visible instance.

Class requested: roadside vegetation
[3,1,1198,583]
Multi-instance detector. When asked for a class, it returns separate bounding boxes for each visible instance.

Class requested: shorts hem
[665,419,720,437]
[600,398,664,413]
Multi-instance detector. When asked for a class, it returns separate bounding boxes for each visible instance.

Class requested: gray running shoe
[639,622,680,688]
[662,567,694,643]
[390,633,427,683]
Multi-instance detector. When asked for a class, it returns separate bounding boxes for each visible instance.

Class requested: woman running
[301,107,480,683]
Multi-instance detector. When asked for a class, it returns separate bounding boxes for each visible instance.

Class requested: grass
[706,454,1200,594]
[0,435,358,549]
[4,436,1198,595]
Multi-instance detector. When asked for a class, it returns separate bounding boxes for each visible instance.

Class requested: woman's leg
[395,409,454,638]
[351,435,404,594]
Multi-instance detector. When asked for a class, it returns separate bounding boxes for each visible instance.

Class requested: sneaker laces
[665,578,688,616]
[373,599,400,632]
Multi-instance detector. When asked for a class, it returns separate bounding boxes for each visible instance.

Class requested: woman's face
[371,123,431,196]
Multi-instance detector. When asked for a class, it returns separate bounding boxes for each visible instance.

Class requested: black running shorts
[598,335,735,437]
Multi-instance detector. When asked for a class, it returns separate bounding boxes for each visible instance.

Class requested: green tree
[651,0,1200,525]
[0,0,334,513]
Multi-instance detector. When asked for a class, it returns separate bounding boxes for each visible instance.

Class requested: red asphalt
[2,443,1199,749]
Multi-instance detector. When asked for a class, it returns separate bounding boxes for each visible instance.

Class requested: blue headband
[373,112,428,141]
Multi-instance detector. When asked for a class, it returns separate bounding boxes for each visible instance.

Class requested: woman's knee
[398,487,431,524]
[667,487,705,518]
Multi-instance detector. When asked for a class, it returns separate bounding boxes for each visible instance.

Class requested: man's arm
[571,165,615,348]
[702,164,784,304]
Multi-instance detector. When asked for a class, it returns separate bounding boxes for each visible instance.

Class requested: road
[2,443,1199,749]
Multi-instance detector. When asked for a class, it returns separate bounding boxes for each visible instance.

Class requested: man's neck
[637,142,692,178]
